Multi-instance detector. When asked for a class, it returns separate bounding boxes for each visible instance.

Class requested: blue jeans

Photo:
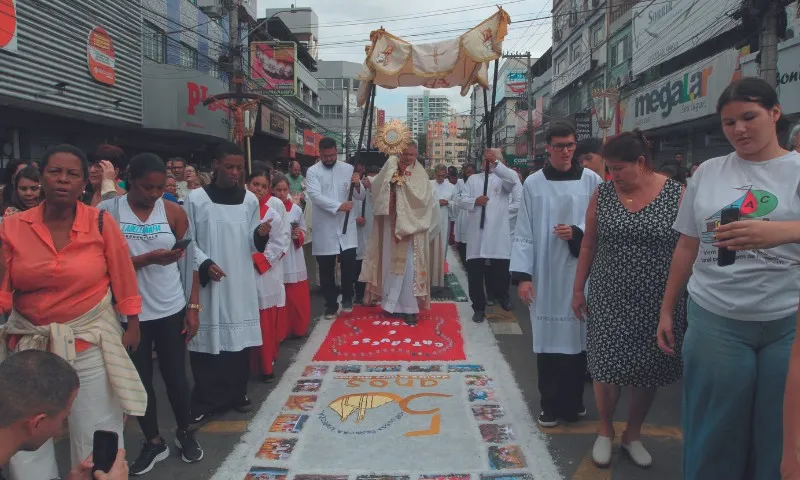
[683,298,796,480]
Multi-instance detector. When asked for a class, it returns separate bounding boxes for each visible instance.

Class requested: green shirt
[287,174,304,194]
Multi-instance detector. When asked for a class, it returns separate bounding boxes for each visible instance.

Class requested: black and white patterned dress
[587,179,685,387]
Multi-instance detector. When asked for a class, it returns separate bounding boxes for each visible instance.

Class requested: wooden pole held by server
[480,58,500,229]
[343,83,376,235]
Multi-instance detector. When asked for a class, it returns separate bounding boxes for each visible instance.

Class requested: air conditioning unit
[196,0,224,18]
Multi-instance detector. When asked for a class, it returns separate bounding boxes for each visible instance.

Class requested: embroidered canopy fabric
[357,8,511,106]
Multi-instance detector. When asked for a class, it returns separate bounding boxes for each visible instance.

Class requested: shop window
[143,21,166,63]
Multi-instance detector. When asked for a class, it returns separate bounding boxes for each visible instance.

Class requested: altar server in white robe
[510,121,601,428]
[306,137,365,319]
[454,164,474,265]
[182,142,270,423]
[359,142,439,325]
[430,164,456,289]
[459,148,519,323]
[355,165,377,304]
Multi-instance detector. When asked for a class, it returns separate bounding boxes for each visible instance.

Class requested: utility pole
[228,0,242,95]
[758,0,780,89]
[345,81,351,159]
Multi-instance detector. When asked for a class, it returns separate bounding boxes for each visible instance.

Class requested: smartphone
[717,207,740,267]
[91,430,118,473]
[172,238,192,251]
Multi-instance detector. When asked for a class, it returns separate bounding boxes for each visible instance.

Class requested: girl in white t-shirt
[659,77,800,480]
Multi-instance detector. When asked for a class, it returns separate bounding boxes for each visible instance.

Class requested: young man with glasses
[305,137,364,319]
[510,121,602,427]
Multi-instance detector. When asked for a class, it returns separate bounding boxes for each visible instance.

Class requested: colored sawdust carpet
[313,304,466,362]
[215,259,561,480]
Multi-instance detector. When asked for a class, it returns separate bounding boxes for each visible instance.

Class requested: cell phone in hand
[91,430,118,473]
[717,207,740,267]
[172,238,192,251]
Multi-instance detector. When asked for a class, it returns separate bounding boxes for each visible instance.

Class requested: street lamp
[591,88,620,144]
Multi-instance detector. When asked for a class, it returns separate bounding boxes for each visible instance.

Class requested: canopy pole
[361,87,377,218]
[343,83,375,235]
[480,58,500,229]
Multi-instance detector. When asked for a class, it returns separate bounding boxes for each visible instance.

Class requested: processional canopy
[356,8,511,107]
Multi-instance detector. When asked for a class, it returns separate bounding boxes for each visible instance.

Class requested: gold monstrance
[374,119,411,157]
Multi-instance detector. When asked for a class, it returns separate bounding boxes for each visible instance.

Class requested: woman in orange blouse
[0,144,146,480]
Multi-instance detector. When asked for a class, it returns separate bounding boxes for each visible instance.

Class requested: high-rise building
[406,92,450,138]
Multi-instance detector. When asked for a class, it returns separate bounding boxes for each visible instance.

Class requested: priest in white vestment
[430,164,455,290]
[509,121,601,428]
[359,143,439,325]
[453,164,474,265]
[459,148,520,323]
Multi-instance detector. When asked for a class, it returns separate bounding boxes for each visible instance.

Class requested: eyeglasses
[549,142,577,152]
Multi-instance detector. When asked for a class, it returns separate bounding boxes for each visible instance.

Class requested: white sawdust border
[212,250,563,480]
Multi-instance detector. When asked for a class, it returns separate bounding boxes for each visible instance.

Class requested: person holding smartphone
[98,153,203,475]
[659,77,800,480]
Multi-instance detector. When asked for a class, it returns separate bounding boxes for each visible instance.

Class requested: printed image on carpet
[213,260,561,480]
[313,304,466,362]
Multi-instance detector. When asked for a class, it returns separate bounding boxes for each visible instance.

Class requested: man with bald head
[287,161,305,208]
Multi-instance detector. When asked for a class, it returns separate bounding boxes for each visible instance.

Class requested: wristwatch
[187,303,203,312]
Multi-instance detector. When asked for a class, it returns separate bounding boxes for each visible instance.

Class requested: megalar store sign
[0,0,18,52]
[622,49,741,131]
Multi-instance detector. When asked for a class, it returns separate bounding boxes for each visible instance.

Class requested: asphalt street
[51,280,683,480]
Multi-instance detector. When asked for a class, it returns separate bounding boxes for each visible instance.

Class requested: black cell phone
[172,238,192,251]
[91,430,118,473]
[718,207,740,267]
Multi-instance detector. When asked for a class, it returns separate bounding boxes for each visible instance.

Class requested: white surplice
[452,178,470,243]
[459,162,519,260]
[430,179,455,286]
[305,161,365,256]
[283,203,309,284]
[255,196,290,310]
[509,168,601,354]
[355,175,376,261]
[182,188,263,354]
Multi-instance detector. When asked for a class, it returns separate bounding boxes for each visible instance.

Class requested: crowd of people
[1,76,800,480]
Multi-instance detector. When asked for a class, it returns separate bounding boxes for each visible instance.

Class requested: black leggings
[126,309,191,439]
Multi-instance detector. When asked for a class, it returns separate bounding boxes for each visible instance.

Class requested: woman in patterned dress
[572,131,685,469]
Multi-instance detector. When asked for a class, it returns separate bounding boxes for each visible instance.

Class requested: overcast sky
[256,0,553,119]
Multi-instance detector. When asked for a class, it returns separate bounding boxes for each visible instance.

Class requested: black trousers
[316,247,358,310]
[466,258,510,312]
[189,348,250,417]
[126,310,191,439]
[354,259,365,301]
[457,243,467,266]
[537,352,586,417]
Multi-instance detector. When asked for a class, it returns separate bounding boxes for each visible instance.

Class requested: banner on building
[377,109,386,127]
[87,26,116,86]
[505,71,527,97]
[0,0,18,52]
[574,112,592,141]
[632,0,740,75]
[621,49,745,132]
[250,41,297,96]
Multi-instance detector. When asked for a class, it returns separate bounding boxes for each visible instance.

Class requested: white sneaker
[592,436,613,467]
[622,440,652,468]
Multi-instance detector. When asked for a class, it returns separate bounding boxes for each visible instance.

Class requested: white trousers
[9,347,125,480]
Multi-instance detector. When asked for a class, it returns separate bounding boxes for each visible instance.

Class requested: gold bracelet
[187,303,203,312]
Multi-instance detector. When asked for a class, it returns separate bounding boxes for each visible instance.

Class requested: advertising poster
[0,0,18,52]
[87,26,116,86]
[251,41,297,96]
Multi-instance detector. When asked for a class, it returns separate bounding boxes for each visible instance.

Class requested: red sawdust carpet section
[313,303,466,362]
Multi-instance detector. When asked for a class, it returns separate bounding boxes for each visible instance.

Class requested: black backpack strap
[98,209,105,235]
